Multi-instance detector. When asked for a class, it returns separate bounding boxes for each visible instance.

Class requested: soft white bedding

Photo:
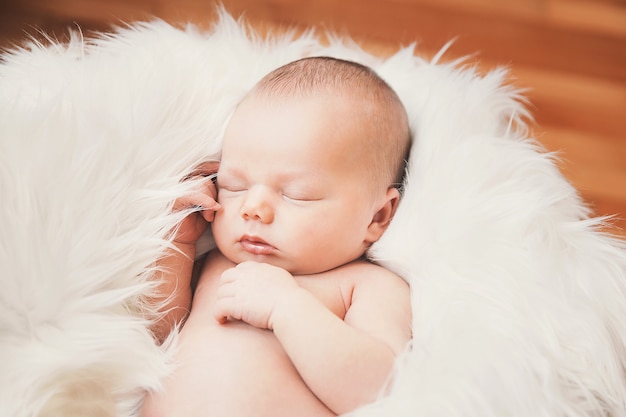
[1,10,625,417]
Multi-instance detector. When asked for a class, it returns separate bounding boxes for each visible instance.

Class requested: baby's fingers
[187,161,220,179]
[212,272,241,324]
[174,192,220,212]
[212,294,236,324]
[213,309,229,325]
[193,188,219,209]
[199,176,218,201]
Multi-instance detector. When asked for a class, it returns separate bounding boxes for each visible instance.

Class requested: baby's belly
[165,302,335,417]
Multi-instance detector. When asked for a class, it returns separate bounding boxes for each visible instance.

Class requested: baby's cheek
[213,199,245,233]
[211,214,229,245]
[298,221,332,247]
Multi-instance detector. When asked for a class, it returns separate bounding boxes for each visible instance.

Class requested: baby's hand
[173,162,220,245]
[213,262,299,329]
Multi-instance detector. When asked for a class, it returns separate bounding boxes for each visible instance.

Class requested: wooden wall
[1,0,625,235]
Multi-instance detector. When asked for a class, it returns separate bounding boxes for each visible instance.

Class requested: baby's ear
[365,187,401,243]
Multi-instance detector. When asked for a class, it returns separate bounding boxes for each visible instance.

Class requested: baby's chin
[222,250,328,276]
[222,248,291,270]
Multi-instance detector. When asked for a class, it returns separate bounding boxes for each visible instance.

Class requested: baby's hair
[249,56,411,193]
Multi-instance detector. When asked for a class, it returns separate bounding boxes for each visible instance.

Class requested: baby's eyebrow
[216,165,244,178]
[277,166,324,180]
[216,164,324,189]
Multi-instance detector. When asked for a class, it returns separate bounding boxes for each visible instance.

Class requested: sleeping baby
[141,56,412,416]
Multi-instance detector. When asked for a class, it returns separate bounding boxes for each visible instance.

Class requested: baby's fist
[212,262,298,329]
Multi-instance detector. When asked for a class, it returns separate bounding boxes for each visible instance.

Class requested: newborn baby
[141,56,412,417]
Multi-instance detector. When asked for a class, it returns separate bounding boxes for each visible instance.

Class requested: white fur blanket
[1,11,625,417]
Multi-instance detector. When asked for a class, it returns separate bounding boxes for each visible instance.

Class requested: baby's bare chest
[177,254,350,416]
[177,315,334,416]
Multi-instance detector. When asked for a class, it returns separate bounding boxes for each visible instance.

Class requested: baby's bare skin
[142,58,413,415]
[143,250,392,417]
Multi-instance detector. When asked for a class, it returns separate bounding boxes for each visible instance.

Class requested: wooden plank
[540,128,626,193]
[220,0,626,82]
[546,0,626,38]
[389,0,626,38]
[509,65,626,139]
[16,0,159,22]
[538,126,626,233]
[0,0,623,236]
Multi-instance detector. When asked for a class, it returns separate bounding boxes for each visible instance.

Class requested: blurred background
[1,0,625,236]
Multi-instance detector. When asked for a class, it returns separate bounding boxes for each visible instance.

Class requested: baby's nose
[240,187,275,224]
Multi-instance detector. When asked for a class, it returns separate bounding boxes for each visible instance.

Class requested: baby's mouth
[239,235,276,255]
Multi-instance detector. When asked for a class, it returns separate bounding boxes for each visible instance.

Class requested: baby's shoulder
[329,260,410,310]
[339,259,408,289]
[339,261,412,350]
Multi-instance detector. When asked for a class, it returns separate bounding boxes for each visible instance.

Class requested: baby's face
[212,95,382,274]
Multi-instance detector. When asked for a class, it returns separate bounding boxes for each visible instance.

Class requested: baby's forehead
[231,95,361,139]
[222,97,374,161]
[247,81,371,105]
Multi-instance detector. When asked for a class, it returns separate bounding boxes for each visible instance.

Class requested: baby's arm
[149,164,220,343]
[212,261,411,414]
[149,240,196,344]
[273,266,411,414]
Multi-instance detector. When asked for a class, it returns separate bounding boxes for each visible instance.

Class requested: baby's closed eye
[281,188,323,203]
[220,185,247,193]
[216,176,247,193]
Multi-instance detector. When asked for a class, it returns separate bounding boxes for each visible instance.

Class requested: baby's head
[212,57,410,274]
[248,56,410,194]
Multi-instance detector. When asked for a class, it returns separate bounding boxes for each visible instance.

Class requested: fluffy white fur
[1,10,625,417]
